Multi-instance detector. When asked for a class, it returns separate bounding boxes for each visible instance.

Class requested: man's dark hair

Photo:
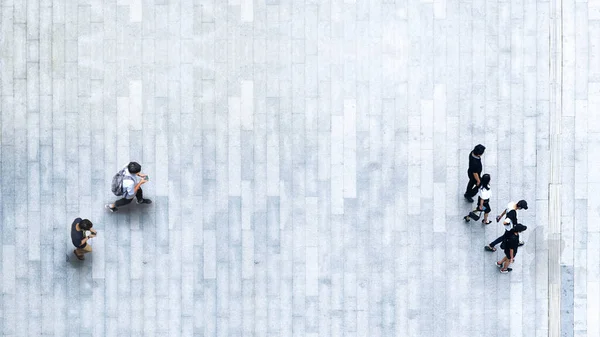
[128,162,142,174]
[516,200,528,210]
[473,144,486,156]
[80,219,93,230]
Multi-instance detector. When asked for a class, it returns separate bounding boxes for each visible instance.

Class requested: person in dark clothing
[71,218,97,260]
[496,224,527,273]
[464,144,485,202]
[485,199,528,251]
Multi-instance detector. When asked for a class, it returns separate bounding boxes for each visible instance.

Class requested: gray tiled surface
[0,0,597,336]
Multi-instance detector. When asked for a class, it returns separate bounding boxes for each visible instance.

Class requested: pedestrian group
[462,144,529,274]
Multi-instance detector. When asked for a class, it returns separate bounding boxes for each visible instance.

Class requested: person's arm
[132,174,148,194]
[496,209,507,222]
[133,180,145,194]
[478,198,484,210]
[473,172,480,186]
[509,248,514,262]
[79,235,94,247]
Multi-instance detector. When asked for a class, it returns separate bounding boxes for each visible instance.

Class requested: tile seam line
[548,0,563,336]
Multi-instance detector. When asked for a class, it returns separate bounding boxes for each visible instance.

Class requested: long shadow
[104,203,153,215]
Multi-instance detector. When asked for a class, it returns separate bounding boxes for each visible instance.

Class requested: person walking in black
[496,224,527,273]
[485,199,528,251]
[464,144,485,202]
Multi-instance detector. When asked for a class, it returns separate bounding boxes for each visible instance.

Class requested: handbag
[468,209,483,221]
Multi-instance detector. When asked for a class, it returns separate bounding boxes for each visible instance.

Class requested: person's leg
[467,186,478,198]
[518,233,525,246]
[502,257,512,270]
[106,197,133,212]
[74,244,92,259]
[136,187,143,202]
[114,197,133,207]
[482,200,491,223]
[135,187,152,204]
[500,250,512,272]
[489,231,507,248]
[487,230,511,250]
[81,244,92,255]
[464,174,477,197]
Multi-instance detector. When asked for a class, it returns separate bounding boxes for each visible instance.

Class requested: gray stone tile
[13,23,27,80]
[0,1,595,336]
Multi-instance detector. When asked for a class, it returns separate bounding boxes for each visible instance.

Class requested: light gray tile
[0,1,590,335]
[13,23,27,79]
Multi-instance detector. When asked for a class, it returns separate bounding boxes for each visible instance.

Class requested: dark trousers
[478,197,491,214]
[115,188,143,207]
[464,172,479,198]
[490,230,510,248]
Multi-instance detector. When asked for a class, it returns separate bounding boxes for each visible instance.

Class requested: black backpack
[501,234,518,250]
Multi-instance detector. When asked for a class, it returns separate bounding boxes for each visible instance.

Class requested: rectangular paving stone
[13,23,26,79]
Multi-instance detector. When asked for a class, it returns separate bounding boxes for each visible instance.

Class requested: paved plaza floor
[1,0,598,336]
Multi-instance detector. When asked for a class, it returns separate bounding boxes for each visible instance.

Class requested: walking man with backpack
[105,162,152,212]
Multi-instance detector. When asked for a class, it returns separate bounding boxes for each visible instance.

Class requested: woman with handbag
[463,174,492,224]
